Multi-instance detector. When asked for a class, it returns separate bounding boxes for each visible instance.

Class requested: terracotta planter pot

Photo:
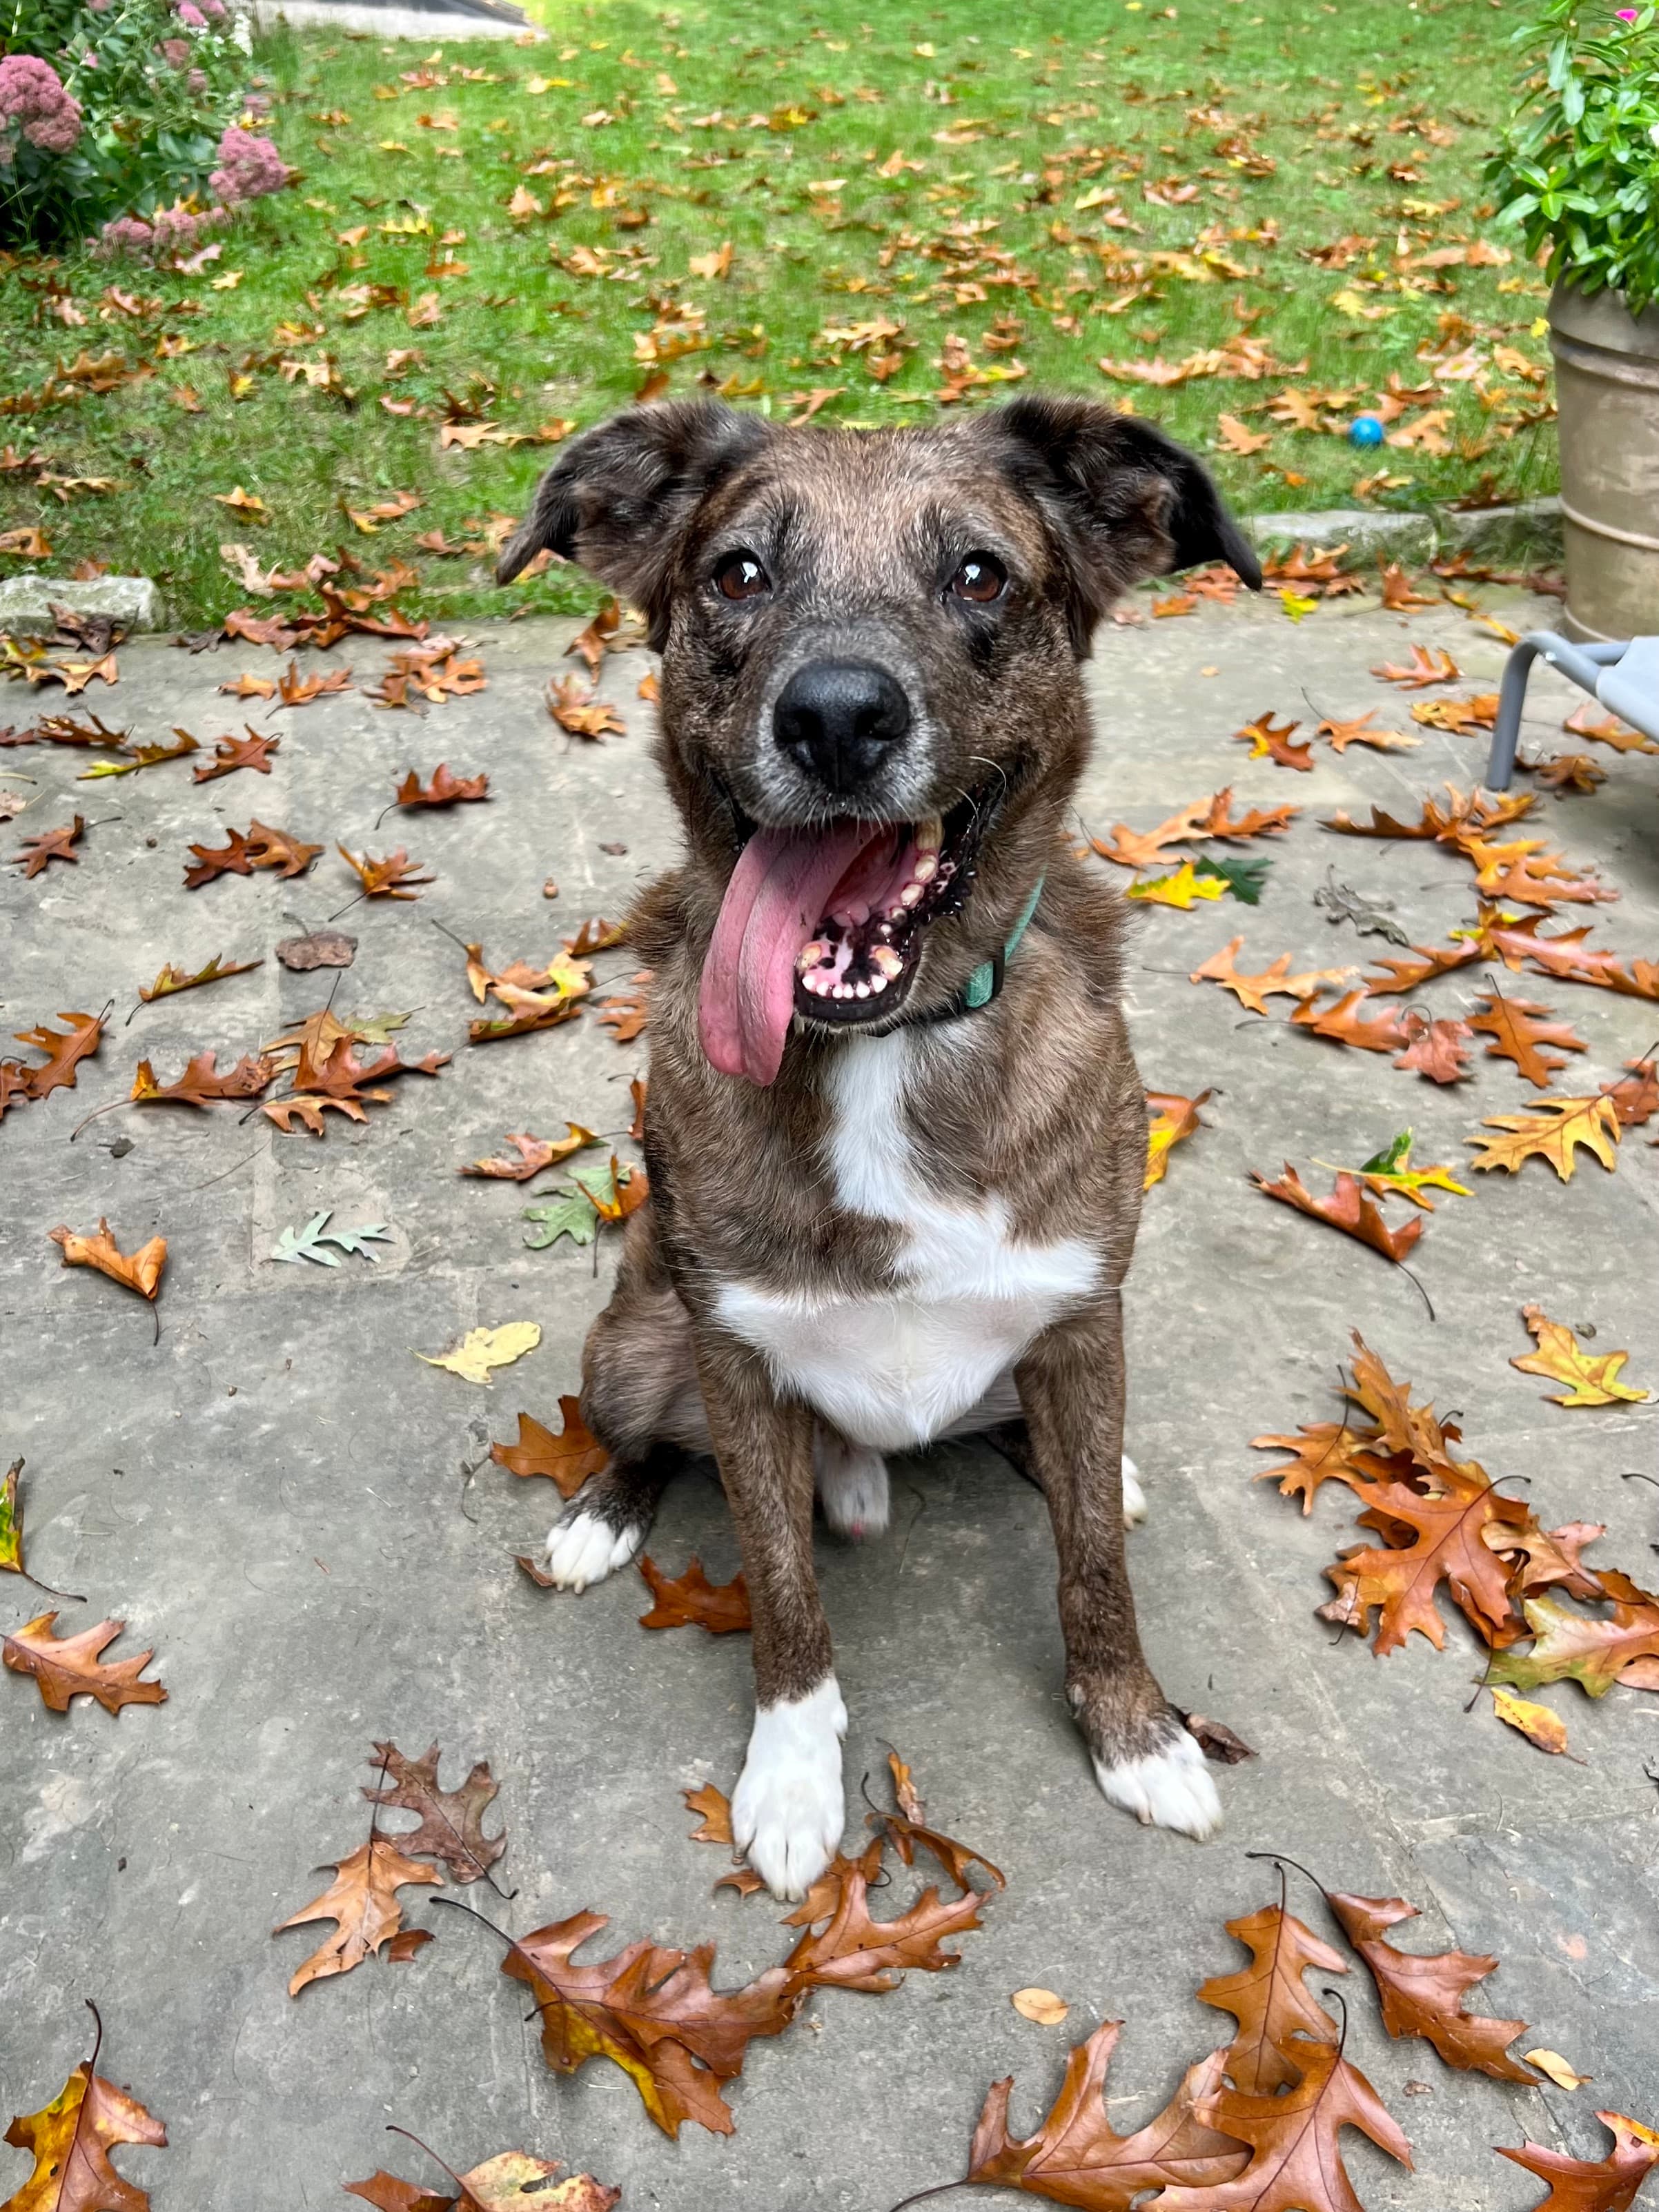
[1550,282,1659,641]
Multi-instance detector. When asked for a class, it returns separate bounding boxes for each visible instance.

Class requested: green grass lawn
[0,0,1558,628]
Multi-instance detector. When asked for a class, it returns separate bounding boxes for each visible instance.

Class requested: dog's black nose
[773,661,912,793]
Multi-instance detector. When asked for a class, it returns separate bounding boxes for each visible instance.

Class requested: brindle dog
[498,395,1260,1899]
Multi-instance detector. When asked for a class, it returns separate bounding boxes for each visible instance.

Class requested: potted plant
[1488,1,1659,640]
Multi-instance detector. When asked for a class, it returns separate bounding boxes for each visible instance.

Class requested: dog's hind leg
[814,1427,890,1541]
[966,1381,1148,1529]
[544,1207,712,1590]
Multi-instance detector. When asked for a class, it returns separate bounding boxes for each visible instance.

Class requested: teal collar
[910,876,1044,1027]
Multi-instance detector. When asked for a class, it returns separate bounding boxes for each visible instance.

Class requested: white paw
[1121,1452,1147,1530]
[544,1505,646,1593]
[731,1677,848,1902]
[815,1433,890,1541]
[1093,1726,1223,1840]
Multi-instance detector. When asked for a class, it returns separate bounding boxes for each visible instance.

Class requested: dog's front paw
[1091,1714,1221,1841]
[544,1494,648,1593]
[731,1677,847,1902]
[1121,1452,1147,1530]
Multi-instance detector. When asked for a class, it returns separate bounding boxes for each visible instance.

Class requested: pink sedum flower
[176,3,208,26]
[210,124,288,204]
[0,53,84,158]
[159,37,191,64]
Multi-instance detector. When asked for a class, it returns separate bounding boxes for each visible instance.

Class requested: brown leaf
[346,2154,618,2212]
[564,916,628,956]
[1197,1904,1347,2093]
[1175,2038,1413,2212]
[338,845,435,900]
[275,927,357,971]
[1600,1058,1658,1128]
[1189,938,1355,1017]
[1089,796,1215,870]
[1379,561,1435,610]
[489,1399,609,1497]
[275,660,353,709]
[130,1050,275,1109]
[1253,1164,1424,1265]
[1181,1711,1257,1764]
[547,672,626,739]
[14,1009,104,1098]
[185,820,322,888]
[968,2030,1248,2206]
[1360,940,1484,995]
[2,2058,167,2212]
[638,1555,752,1634]
[12,813,84,877]
[363,1740,506,1884]
[1289,990,1410,1054]
[1469,1095,1621,1180]
[1144,1087,1210,1189]
[275,1838,441,1995]
[137,952,262,1003]
[1498,2111,1659,2211]
[1391,1009,1474,1085]
[48,1218,166,1300]
[394,762,489,807]
[1564,703,1659,754]
[219,673,279,700]
[1326,1891,1537,2082]
[193,727,280,781]
[1469,993,1586,1088]
[461,1126,596,1181]
[1204,789,1300,842]
[596,992,647,1043]
[1234,711,1313,770]
[1315,711,1420,753]
[3,1609,166,1714]
[1373,642,1460,687]
[1411,691,1501,733]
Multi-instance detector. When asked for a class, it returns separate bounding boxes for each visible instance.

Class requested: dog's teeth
[854,982,870,998]
[900,883,923,909]
[912,853,937,885]
[916,814,942,853]
[796,938,830,976]
[869,972,888,994]
[870,944,902,979]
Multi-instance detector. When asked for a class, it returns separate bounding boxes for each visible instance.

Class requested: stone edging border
[0,500,1564,635]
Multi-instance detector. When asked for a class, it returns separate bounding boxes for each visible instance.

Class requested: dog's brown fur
[499,395,1257,1881]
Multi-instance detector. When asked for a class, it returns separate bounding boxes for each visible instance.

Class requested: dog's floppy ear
[984,394,1262,646]
[495,399,771,643]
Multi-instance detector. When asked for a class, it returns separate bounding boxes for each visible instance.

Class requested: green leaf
[1360,1130,1415,1178]
[0,1459,22,1577]
[1193,853,1271,905]
[272,1210,393,1265]
[571,1157,623,1209]
[523,1190,599,1250]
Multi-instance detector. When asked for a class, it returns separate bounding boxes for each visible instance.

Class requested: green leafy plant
[1486,1,1659,313]
[0,0,255,246]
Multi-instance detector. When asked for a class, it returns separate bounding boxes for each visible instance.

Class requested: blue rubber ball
[1348,413,1385,448]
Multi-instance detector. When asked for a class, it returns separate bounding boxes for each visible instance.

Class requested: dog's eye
[950,552,1007,604]
[714,551,769,601]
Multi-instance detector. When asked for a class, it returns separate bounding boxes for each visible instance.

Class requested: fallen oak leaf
[130,1049,275,1108]
[415,1321,542,1386]
[1126,859,1226,909]
[868,1750,1005,1894]
[490,1399,609,1497]
[12,814,84,877]
[1601,1058,1659,1127]
[274,660,353,709]
[564,915,628,956]
[1145,1087,1210,1189]
[137,952,262,1003]
[15,1009,105,1099]
[1188,938,1355,1016]
[362,1740,507,1886]
[1323,1888,1539,2082]
[1316,711,1420,753]
[1497,2110,1659,2210]
[192,727,279,781]
[1088,796,1216,869]
[967,2031,1247,2206]
[338,845,435,900]
[185,820,322,887]
[1391,1009,1474,1085]
[547,672,626,739]
[275,1838,440,1996]
[1493,1686,1572,1757]
[1362,939,1484,994]
[1469,1095,1621,1181]
[1344,1130,1472,1211]
[1411,693,1500,733]
[275,925,356,971]
[1253,1164,1424,1265]
[48,1218,166,1300]
[1511,1305,1648,1408]
[1234,711,1313,770]
[1171,2036,1413,2212]
[1204,789,1300,841]
[2,2013,167,2211]
[638,1555,752,1634]
[1564,704,1659,755]
[394,762,489,808]
[3,1610,166,1714]
[76,731,198,780]
[1289,990,1410,1054]
[1197,1902,1347,2093]
[460,1127,596,1180]
[346,2142,618,2212]
[1373,642,1460,687]
[219,672,279,700]
[1491,1572,1659,1699]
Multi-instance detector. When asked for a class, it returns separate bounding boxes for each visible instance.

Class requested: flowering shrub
[0,0,265,247]
[1488,1,1659,313]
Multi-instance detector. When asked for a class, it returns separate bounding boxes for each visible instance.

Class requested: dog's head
[500,395,1257,1085]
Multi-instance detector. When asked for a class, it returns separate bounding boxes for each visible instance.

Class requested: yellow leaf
[1126,860,1226,910]
[1493,1686,1570,1757]
[1511,1304,1648,1408]
[1279,591,1319,623]
[1470,1095,1621,1181]
[415,1321,542,1385]
[1012,1986,1070,2024]
[1524,2046,1592,2090]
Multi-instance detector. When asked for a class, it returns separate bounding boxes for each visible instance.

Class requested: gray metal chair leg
[1485,637,1543,791]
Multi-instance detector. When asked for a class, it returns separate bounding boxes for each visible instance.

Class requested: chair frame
[1485,630,1638,791]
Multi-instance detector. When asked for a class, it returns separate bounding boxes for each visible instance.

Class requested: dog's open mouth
[697,789,991,1087]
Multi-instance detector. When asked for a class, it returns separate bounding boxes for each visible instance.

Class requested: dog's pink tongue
[698,822,884,1086]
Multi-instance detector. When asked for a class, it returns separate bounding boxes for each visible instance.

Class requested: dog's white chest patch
[714,1029,1101,1452]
